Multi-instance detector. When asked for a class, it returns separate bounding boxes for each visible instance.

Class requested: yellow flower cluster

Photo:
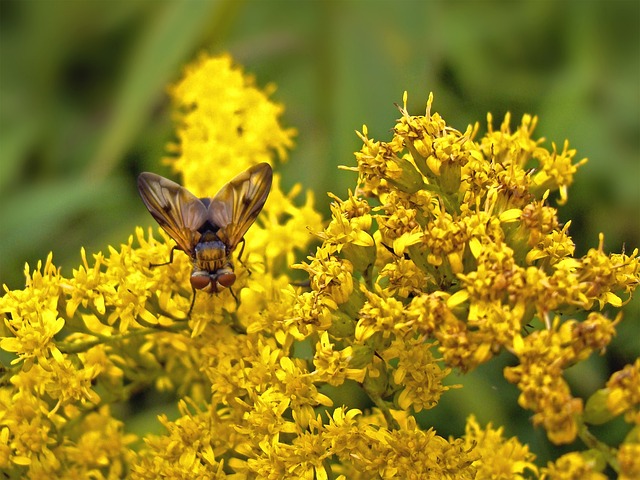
[1,54,638,479]
[291,90,638,475]
[166,53,296,197]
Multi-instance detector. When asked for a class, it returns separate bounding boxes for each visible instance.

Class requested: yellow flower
[464,415,538,479]
[504,318,593,444]
[297,251,355,305]
[378,255,429,298]
[130,400,227,479]
[530,140,588,205]
[60,406,136,475]
[1,298,65,372]
[356,285,408,343]
[167,53,296,196]
[387,337,454,412]
[539,451,607,480]
[313,332,367,385]
[606,358,640,422]
[260,175,324,270]
[276,355,333,427]
[0,389,57,469]
[618,442,640,480]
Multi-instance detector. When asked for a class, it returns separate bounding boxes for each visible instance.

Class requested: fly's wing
[208,163,273,250]
[137,172,208,254]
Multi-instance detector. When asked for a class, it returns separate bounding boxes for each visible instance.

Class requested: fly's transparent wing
[207,163,273,250]
[137,172,207,254]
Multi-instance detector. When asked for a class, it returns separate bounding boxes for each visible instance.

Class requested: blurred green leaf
[86,0,226,180]
[0,177,134,287]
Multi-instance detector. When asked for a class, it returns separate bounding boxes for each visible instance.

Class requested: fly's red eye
[190,275,211,290]
[217,273,236,288]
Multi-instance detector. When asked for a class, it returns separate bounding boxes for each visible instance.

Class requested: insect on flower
[137,163,273,312]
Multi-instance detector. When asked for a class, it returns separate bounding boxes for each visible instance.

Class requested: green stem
[578,421,619,473]
[362,384,399,430]
[57,321,188,354]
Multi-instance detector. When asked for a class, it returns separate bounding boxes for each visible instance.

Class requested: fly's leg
[235,238,254,278]
[187,285,196,317]
[150,246,179,267]
[229,287,239,305]
[236,239,248,268]
[148,246,194,318]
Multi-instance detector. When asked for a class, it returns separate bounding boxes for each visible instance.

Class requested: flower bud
[342,242,376,274]
[348,344,374,369]
[584,388,616,425]
[328,310,356,338]
[363,360,388,397]
[387,156,426,194]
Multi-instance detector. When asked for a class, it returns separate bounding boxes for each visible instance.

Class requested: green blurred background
[1,0,638,465]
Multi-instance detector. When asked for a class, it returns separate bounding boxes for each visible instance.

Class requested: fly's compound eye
[190,274,211,290]
[216,272,236,289]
